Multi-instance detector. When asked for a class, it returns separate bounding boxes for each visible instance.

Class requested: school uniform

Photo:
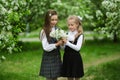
[39,27,62,78]
[62,30,84,78]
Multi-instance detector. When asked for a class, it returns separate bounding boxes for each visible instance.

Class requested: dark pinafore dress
[39,37,62,78]
[62,34,84,78]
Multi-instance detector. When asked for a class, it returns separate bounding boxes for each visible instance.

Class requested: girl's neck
[70,30,78,33]
[51,26,56,31]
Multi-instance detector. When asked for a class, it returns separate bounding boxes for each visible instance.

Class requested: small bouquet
[50,29,68,40]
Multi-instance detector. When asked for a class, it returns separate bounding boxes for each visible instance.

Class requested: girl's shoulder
[40,29,45,40]
[40,29,45,36]
[79,33,84,36]
[76,33,84,40]
[40,29,44,33]
[78,34,84,38]
[78,34,84,42]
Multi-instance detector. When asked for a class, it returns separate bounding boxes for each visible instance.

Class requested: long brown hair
[42,10,58,42]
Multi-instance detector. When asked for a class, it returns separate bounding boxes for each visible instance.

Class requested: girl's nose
[53,21,57,23]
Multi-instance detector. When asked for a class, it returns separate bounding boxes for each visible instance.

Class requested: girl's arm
[40,30,56,52]
[65,35,83,51]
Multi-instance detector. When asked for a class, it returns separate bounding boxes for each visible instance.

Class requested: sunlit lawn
[82,58,120,80]
[0,41,120,80]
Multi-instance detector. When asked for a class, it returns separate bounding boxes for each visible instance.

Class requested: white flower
[7,47,13,54]
[50,29,68,40]
[0,4,7,15]
[14,6,18,10]
[1,55,6,60]
[7,25,12,30]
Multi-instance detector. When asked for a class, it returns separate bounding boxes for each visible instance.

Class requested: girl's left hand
[55,40,63,46]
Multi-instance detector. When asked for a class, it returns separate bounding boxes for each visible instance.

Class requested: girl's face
[67,19,78,32]
[50,15,58,27]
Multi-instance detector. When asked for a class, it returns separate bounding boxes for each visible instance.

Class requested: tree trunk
[113,32,118,42]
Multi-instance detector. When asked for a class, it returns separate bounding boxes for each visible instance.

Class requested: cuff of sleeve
[53,44,57,49]
[66,41,70,46]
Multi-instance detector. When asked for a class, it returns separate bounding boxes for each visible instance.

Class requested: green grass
[0,40,120,80]
[19,28,41,38]
[81,40,120,64]
[0,42,44,80]
[0,51,43,80]
[18,27,102,39]
[82,58,120,80]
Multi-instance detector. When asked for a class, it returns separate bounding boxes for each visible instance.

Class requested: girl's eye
[51,19,54,21]
[55,19,58,21]
[51,19,58,21]
[69,24,73,26]
[68,24,70,26]
[68,24,73,26]
[71,24,73,26]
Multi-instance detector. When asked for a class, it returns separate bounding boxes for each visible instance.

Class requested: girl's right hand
[62,38,67,44]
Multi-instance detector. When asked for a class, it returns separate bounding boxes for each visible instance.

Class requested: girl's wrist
[66,41,69,45]
[55,43,59,47]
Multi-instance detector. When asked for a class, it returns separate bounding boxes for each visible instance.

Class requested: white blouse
[65,30,83,51]
[40,27,56,52]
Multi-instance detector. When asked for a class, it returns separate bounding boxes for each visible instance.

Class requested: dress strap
[73,34,84,44]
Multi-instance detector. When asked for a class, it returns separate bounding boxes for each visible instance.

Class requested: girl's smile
[67,19,78,32]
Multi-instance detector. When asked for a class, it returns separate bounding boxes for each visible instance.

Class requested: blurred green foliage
[0,0,120,53]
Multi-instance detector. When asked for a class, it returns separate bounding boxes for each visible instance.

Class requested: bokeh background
[0,0,120,80]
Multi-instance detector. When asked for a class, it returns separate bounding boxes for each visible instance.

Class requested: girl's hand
[55,40,63,46]
[62,38,67,44]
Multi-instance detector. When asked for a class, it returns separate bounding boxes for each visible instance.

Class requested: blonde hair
[67,15,83,38]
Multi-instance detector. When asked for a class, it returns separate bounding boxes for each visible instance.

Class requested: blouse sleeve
[40,30,56,52]
[66,35,83,51]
